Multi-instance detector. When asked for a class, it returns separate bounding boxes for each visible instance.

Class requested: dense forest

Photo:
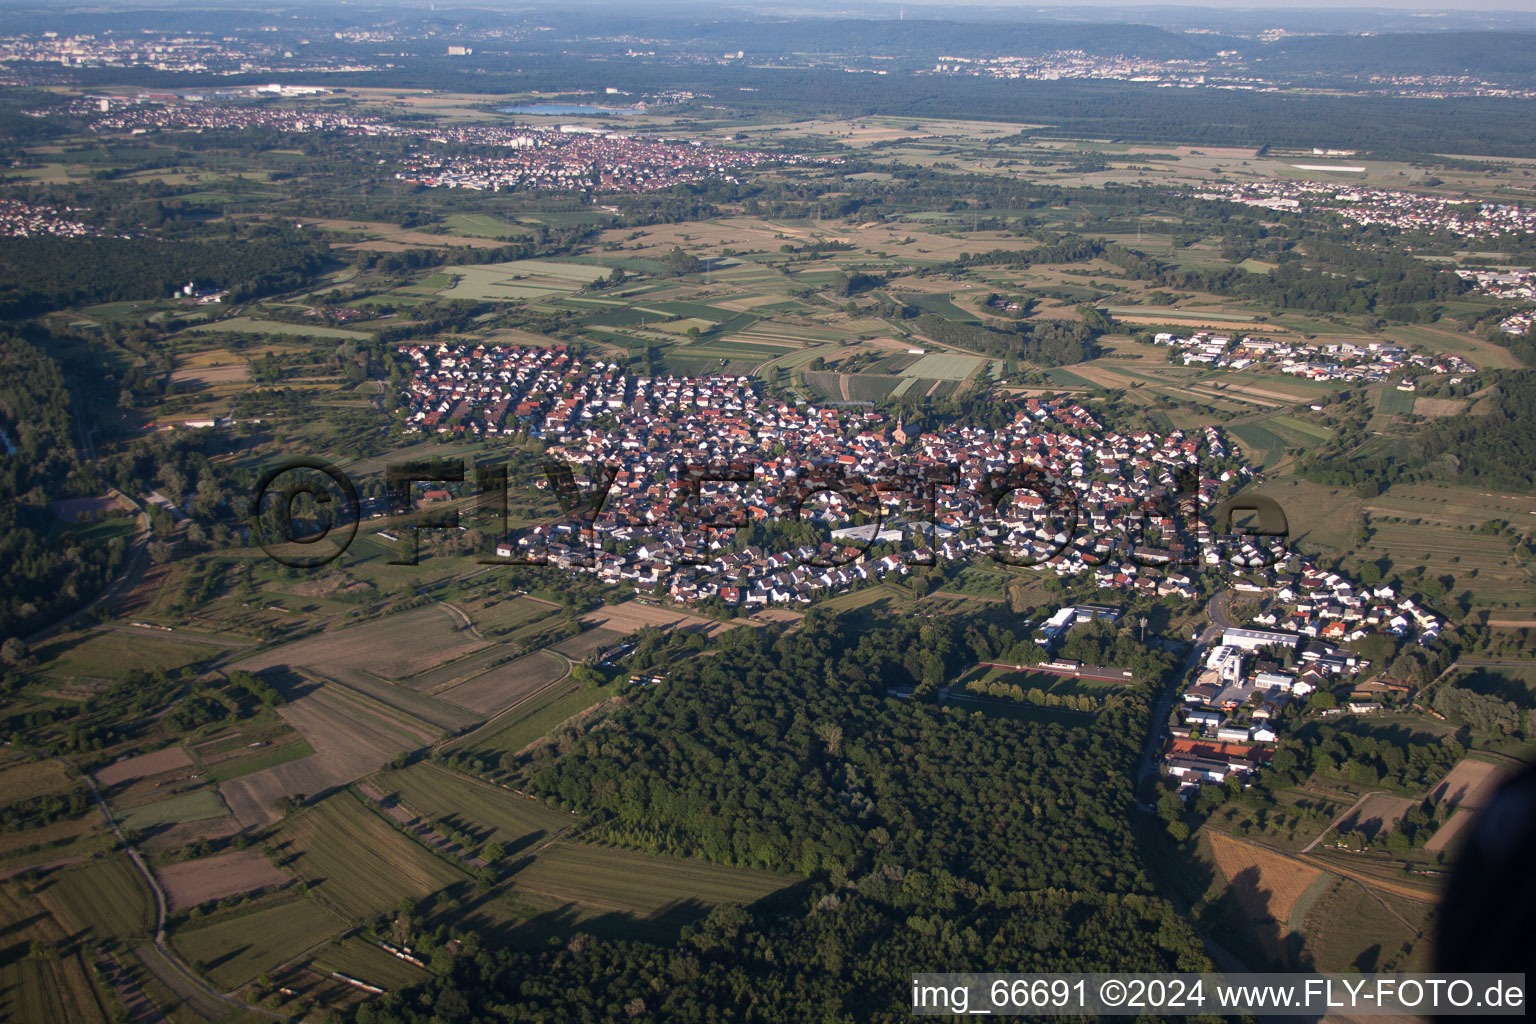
[910,313,1101,366]
[0,332,124,641]
[350,612,1209,1020]
[347,881,1208,1023]
[0,230,329,316]
[1302,374,1536,493]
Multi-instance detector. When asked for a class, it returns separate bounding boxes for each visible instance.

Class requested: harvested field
[95,747,192,788]
[0,883,109,1024]
[1424,758,1515,855]
[549,627,623,660]
[312,218,508,249]
[218,679,434,828]
[156,849,291,911]
[1336,794,1417,840]
[438,651,567,716]
[227,604,487,681]
[1207,830,1324,962]
[308,936,430,992]
[1425,809,1476,855]
[37,630,213,681]
[1429,758,1510,811]
[581,600,731,637]
[1299,877,1433,973]
[1413,396,1468,417]
[169,361,250,386]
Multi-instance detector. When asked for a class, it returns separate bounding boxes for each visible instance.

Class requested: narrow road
[1299,790,1380,854]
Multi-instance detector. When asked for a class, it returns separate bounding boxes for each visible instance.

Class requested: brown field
[94,746,191,788]
[1336,794,1417,840]
[1207,830,1324,961]
[169,361,250,386]
[218,681,431,828]
[155,849,290,911]
[1412,396,1468,418]
[549,627,624,660]
[1425,809,1477,855]
[1430,758,1511,810]
[750,608,804,625]
[227,604,488,681]
[581,599,733,637]
[438,651,567,715]
[1424,759,1515,855]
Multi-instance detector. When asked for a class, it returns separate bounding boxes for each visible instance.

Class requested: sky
[868,1,1536,11]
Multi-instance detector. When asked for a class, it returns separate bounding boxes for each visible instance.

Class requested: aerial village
[1147,330,1473,385]
[396,340,1443,799]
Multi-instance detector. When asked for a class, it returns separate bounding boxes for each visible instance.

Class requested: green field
[202,737,315,783]
[1227,422,1288,468]
[1376,387,1418,416]
[274,792,467,921]
[468,678,617,758]
[185,317,372,340]
[372,763,574,854]
[117,789,228,832]
[35,630,215,680]
[903,353,985,381]
[40,854,153,943]
[437,259,610,302]
[308,935,432,991]
[172,896,342,989]
[443,213,530,239]
[467,840,797,944]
